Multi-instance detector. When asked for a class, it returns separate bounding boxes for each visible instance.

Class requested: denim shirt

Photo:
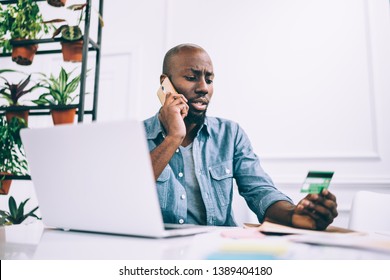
[143,113,292,226]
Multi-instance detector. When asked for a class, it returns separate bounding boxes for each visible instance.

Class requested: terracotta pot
[11,43,38,66]
[47,0,67,7]
[5,109,29,126]
[0,173,12,195]
[61,40,83,62]
[51,108,77,125]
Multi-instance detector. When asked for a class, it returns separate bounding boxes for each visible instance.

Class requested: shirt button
[180,194,186,200]
[179,219,184,224]
[225,168,231,174]
[178,172,183,177]
[176,149,179,153]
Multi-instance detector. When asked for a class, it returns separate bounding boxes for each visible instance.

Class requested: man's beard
[185,108,207,125]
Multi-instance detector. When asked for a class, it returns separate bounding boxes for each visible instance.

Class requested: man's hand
[151,92,189,180]
[158,92,189,141]
[292,189,338,230]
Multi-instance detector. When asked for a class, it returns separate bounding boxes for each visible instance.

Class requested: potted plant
[0,116,28,195]
[0,0,51,65]
[0,196,40,226]
[0,70,42,125]
[45,3,103,62]
[47,0,67,8]
[32,67,83,125]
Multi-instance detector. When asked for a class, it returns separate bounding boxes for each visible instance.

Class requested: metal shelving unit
[0,0,104,181]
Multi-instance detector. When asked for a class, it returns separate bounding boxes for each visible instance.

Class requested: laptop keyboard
[164,223,202,230]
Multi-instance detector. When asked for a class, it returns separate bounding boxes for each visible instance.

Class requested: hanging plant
[47,0,67,8]
[0,0,52,65]
[44,3,103,62]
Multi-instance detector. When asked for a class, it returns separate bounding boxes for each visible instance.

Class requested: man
[144,43,338,229]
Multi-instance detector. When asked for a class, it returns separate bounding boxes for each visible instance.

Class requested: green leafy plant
[0,69,42,106]
[0,196,40,226]
[46,3,103,42]
[32,67,83,106]
[50,4,86,42]
[0,116,28,176]
[0,0,51,53]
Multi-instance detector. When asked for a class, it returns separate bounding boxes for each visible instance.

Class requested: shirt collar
[199,116,210,137]
[145,112,210,140]
[145,112,165,140]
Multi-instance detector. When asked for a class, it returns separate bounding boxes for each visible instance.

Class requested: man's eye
[185,76,197,81]
[206,79,213,84]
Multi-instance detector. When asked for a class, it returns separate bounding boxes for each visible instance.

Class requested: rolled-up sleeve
[233,124,293,222]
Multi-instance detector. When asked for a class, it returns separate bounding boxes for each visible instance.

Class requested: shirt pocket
[209,160,234,207]
[156,167,170,209]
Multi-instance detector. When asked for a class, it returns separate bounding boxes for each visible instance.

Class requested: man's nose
[195,78,209,95]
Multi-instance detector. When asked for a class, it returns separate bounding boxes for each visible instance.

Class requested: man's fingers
[304,192,337,212]
[322,189,337,203]
[168,95,188,110]
[163,92,189,117]
[322,198,338,218]
[295,190,339,230]
[179,104,189,118]
[313,190,339,218]
[166,92,187,104]
[296,204,320,220]
[297,198,336,223]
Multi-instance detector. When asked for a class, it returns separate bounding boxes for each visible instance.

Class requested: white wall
[104,0,390,227]
[2,0,390,228]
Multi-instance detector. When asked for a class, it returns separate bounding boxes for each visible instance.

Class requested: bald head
[162,44,209,75]
[159,43,214,125]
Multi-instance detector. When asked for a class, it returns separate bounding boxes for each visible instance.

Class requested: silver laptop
[20,120,213,238]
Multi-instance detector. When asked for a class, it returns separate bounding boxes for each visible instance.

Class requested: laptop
[20,120,214,238]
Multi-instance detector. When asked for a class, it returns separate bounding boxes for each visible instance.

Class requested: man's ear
[160,74,167,85]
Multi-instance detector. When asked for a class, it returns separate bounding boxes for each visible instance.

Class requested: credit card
[300,171,334,194]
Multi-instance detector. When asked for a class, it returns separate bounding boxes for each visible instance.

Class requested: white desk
[1,221,390,260]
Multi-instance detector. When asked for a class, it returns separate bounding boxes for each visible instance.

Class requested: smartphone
[300,171,334,194]
[157,77,178,105]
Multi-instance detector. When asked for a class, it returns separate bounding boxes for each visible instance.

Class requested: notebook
[20,120,214,238]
